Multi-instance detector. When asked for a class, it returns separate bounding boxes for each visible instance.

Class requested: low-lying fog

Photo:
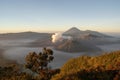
[0,39,82,68]
[0,38,120,68]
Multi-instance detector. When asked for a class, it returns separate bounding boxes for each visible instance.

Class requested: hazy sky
[0,0,120,33]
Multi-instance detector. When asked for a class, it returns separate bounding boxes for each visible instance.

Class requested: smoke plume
[52,33,72,43]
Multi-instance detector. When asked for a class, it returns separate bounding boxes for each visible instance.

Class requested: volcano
[53,27,113,52]
[63,27,111,38]
[63,27,83,36]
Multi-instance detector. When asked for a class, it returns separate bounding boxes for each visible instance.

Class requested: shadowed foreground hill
[0,50,120,80]
[52,51,120,80]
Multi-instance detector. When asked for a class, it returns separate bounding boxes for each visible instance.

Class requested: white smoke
[52,33,72,43]
[52,33,62,43]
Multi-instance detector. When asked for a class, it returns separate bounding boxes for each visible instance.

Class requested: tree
[25,47,54,73]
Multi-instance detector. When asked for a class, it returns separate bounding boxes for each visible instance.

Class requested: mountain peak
[63,27,81,35]
[68,27,80,31]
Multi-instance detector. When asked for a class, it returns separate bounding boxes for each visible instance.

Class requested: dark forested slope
[52,51,120,80]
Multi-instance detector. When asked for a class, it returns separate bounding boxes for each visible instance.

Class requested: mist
[0,38,82,68]
[0,31,120,68]
[103,32,120,38]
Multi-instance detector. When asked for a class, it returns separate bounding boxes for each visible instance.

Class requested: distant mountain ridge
[0,31,52,40]
[63,27,111,38]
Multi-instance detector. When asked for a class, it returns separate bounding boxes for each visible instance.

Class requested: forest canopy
[0,49,120,80]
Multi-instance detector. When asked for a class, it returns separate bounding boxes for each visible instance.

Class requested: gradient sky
[0,0,120,33]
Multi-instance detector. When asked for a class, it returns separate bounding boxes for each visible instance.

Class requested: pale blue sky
[0,0,120,33]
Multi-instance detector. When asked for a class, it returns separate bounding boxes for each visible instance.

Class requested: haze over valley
[0,0,120,79]
[0,27,120,68]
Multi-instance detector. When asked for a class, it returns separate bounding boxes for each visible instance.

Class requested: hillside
[54,39,101,52]
[52,51,120,80]
[0,49,120,80]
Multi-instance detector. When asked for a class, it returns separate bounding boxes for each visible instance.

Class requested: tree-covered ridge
[52,51,120,80]
[0,50,120,80]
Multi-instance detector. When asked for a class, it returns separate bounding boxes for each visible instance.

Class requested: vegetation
[24,47,60,80]
[0,48,60,80]
[25,47,54,73]
[52,51,120,80]
[0,49,120,80]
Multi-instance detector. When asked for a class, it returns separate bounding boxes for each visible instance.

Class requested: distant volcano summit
[63,27,81,35]
[63,27,110,38]
[53,27,112,52]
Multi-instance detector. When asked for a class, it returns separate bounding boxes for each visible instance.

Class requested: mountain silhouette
[63,27,111,38]
[54,27,113,52]
[63,27,82,36]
